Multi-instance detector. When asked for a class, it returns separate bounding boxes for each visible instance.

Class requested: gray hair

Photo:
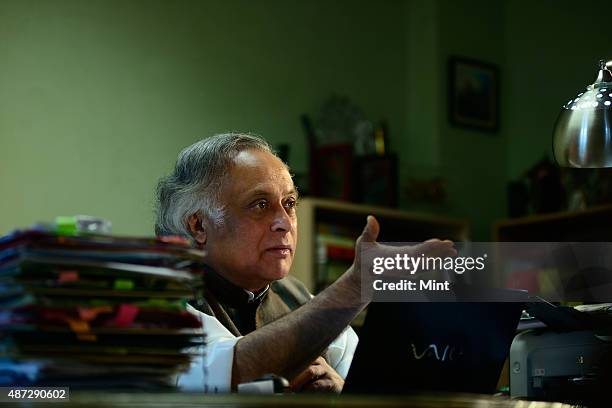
[154,132,273,239]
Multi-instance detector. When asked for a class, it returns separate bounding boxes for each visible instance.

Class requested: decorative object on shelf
[352,121,397,207]
[301,96,398,204]
[448,57,499,131]
[314,94,366,146]
[310,143,353,200]
[562,169,591,212]
[508,157,567,217]
[553,59,612,168]
[509,158,612,217]
[561,167,612,211]
[353,154,398,207]
[353,120,376,156]
[526,157,567,214]
[300,95,362,200]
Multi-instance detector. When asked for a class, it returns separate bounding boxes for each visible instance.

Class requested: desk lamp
[553,59,612,168]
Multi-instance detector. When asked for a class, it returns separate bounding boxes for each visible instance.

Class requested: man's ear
[187,213,207,247]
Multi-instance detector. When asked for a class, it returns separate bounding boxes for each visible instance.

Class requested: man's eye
[254,200,268,210]
[284,199,297,210]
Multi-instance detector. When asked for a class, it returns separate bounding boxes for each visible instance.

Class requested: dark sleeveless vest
[191,269,312,336]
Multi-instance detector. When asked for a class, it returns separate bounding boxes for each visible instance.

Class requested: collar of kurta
[193,266,311,336]
[203,266,270,308]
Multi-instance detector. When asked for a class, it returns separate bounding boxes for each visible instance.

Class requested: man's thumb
[359,215,380,243]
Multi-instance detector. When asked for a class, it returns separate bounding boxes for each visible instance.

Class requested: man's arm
[231,215,374,387]
[231,215,456,388]
[232,257,366,387]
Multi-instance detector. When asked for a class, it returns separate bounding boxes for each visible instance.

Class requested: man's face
[203,149,298,291]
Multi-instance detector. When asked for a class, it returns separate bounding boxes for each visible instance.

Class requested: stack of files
[0,227,206,389]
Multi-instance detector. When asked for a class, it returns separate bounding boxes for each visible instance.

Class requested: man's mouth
[266,246,292,257]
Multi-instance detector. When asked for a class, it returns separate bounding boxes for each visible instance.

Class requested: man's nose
[271,206,292,232]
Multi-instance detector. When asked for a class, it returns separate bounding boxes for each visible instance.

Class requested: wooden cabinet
[291,197,469,292]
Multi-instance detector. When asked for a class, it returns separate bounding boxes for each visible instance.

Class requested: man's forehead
[225,149,295,194]
[234,149,283,166]
[232,149,284,169]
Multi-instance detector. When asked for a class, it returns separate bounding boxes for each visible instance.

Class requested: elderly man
[155,133,454,393]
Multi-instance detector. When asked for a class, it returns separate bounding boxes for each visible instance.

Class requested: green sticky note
[55,216,78,236]
[114,279,134,290]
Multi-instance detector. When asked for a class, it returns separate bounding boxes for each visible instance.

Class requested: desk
[1,392,574,408]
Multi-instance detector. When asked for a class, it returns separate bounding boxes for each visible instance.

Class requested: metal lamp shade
[553,60,612,168]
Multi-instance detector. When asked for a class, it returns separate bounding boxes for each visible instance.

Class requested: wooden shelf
[494,204,612,241]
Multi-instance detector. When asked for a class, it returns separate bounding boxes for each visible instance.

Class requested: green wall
[402,0,440,170]
[437,0,506,240]
[404,0,612,240]
[0,0,406,235]
[2,0,612,240]
[504,0,612,180]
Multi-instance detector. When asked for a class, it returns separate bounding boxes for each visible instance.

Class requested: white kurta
[177,304,359,393]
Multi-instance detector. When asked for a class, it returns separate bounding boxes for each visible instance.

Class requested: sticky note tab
[67,319,97,341]
[114,279,134,290]
[58,270,79,284]
[55,216,78,236]
[113,304,140,328]
[78,305,112,321]
[67,319,90,333]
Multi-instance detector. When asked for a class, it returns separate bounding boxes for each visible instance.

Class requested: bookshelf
[291,198,469,292]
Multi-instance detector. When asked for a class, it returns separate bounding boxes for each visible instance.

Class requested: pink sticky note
[58,270,79,283]
[113,304,140,328]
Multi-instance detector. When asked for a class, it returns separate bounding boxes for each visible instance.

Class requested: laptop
[343,288,527,395]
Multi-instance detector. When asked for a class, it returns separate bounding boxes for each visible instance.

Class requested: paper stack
[0,226,206,389]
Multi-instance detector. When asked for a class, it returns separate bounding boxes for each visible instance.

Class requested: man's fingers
[311,356,326,366]
[290,357,345,393]
[302,379,343,393]
[289,370,312,391]
[290,363,326,391]
[417,239,457,257]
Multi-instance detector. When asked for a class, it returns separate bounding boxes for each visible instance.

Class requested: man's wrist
[340,265,372,305]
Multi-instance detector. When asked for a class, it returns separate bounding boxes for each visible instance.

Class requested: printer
[510,303,612,404]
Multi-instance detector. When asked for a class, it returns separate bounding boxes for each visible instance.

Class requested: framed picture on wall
[448,57,499,131]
